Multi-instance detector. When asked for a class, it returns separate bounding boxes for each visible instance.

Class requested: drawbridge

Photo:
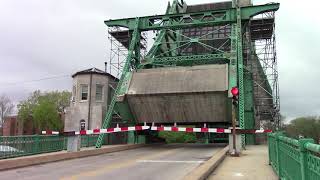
[96,0,280,148]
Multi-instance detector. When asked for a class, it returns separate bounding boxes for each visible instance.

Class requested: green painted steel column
[127,131,135,144]
[298,138,314,180]
[96,18,141,148]
[229,24,238,97]
[236,7,246,148]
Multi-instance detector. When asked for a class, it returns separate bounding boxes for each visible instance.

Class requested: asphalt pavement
[0,144,223,180]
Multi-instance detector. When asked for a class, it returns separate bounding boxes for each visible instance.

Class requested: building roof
[72,67,118,80]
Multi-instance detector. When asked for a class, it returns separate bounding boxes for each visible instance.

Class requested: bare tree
[0,94,14,135]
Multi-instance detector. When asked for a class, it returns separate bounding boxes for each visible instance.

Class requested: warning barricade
[42,125,272,135]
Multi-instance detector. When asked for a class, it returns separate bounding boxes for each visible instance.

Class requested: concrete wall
[238,0,252,7]
[128,93,228,123]
[64,74,116,131]
[128,64,228,95]
[127,64,230,123]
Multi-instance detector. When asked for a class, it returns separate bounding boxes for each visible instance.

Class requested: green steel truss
[105,4,279,31]
[96,1,279,148]
[149,53,229,66]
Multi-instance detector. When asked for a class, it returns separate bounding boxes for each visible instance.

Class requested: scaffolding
[108,27,147,78]
[251,11,280,129]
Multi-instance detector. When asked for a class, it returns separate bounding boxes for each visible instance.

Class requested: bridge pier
[67,135,80,152]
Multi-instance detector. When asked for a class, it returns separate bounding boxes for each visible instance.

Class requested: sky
[0,0,319,121]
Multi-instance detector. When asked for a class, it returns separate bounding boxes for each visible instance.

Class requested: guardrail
[0,135,66,159]
[268,133,320,180]
[0,134,127,159]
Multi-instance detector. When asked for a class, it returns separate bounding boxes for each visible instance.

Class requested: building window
[71,86,76,102]
[80,84,88,100]
[72,85,76,96]
[96,84,103,101]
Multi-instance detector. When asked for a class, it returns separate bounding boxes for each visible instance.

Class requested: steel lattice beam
[149,53,229,65]
[105,3,279,30]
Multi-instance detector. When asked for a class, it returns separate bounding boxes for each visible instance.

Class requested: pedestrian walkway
[208,145,278,180]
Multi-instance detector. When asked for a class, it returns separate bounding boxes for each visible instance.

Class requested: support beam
[104,3,279,31]
[96,18,141,148]
[228,24,237,97]
[236,7,246,148]
[146,0,184,59]
[149,53,229,66]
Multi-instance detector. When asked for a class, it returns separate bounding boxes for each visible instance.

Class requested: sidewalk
[208,145,278,180]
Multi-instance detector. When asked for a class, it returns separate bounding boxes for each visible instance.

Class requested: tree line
[0,90,71,135]
[284,116,320,143]
[17,90,71,132]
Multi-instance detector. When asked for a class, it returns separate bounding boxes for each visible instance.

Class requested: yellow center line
[60,147,184,180]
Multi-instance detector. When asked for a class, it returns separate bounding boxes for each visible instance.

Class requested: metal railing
[0,135,66,159]
[0,133,128,159]
[268,133,320,180]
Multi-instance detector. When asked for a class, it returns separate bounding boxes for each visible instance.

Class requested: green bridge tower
[96,0,280,148]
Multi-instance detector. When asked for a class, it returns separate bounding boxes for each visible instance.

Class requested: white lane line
[136,160,204,164]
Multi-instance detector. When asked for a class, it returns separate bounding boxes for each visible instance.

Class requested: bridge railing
[80,133,128,148]
[0,134,127,159]
[268,133,320,180]
[0,135,66,159]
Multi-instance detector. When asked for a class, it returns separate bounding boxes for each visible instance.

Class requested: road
[1,144,223,180]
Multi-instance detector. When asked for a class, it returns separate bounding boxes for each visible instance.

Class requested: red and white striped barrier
[75,125,150,135]
[150,126,231,133]
[41,130,60,135]
[42,125,150,135]
[150,126,272,134]
[42,125,272,135]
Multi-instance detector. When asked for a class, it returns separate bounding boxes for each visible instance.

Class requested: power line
[0,74,71,88]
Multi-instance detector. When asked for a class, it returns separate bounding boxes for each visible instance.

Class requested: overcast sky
[0,0,319,121]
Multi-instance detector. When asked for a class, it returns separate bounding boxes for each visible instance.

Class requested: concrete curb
[183,145,229,180]
[0,144,145,171]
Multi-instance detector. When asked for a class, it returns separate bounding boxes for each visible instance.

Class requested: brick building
[2,115,20,136]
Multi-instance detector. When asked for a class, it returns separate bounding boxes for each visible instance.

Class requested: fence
[0,133,128,159]
[0,135,66,159]
[80,133,128,148]
[268,133,320,180]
